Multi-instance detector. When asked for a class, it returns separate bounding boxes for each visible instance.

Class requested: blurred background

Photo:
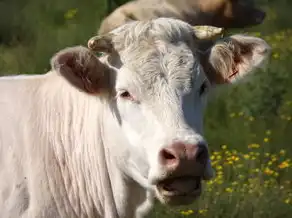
[0,0,291,217]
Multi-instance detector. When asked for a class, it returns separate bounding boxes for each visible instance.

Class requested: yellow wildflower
[248,143,260,149]
[263,138,270,143]
[181,209,194,215]
[272,53,280,59]
[199,209,208,215]
[273,172,279,177]
[264,167,274,175]
[278,161,290,169]
[249,116,255,121]
[279,149,286,156]
[221,145,227,150]
[225,187,233,193]
[64,8,78,20]
[284,198,291,204]
[243,154,250,159]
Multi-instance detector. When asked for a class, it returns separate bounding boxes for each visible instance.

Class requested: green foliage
[0,0,292,217]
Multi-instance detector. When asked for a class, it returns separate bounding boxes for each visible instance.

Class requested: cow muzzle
[153,141,211,205]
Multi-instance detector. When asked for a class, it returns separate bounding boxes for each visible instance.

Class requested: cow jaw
[155,176,202,205]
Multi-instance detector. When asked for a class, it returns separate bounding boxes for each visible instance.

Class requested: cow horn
[87,34,113,53]
[192,26,225,40]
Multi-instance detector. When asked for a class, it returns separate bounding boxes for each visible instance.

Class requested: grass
[0,0,292,217]
[150,109,292,217]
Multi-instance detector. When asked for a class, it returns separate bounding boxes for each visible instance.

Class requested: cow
[0,18,270,218]
[98,0,266,35]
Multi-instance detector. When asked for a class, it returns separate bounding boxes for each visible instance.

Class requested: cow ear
[50,46,112,94]
[200,35,271,85]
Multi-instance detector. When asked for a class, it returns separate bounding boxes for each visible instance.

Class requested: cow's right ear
[50,46,112,94]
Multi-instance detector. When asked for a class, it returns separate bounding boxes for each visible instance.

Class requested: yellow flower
[271,155,277,162]
[199,209,208,215]
[217,170,223,175]
[278,161,290,169]
[254,168,260,173]
[272,52,280,59]
[284,198,291,204]
[263,137,270,143]
[243,154,250,159]
[221,145,227,150]
[181,209,194,215]
[279,149,286,156]
[248,143,260,149]
[273,172,279,177]
[265,153,270,157]
[64,8,78,20]
[249,116,255,121]
[264,167,274,175]
[216,165,223,170]
[225,187,233,193]
[231,156,240,161]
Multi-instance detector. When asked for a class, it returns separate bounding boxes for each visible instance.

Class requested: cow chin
[154,176,202,206]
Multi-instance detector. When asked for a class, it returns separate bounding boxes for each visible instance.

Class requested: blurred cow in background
[98,0,266,35]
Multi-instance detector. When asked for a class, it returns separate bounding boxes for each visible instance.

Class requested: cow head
[51,18,270,206]
[195,0,266,28]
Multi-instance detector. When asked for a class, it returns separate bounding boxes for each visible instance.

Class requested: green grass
[0,0,292,217]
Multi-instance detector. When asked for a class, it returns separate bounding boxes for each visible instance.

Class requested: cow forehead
[116,42,201,95]
[109,18,206,93]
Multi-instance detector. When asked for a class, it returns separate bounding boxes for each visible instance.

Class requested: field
[0,0,292,217]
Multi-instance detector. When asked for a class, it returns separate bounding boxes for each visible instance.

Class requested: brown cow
[98,0,266,35]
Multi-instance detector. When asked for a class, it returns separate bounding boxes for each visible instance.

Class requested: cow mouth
[156,176,202,198]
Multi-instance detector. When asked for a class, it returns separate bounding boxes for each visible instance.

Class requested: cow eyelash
[199,81,208,96]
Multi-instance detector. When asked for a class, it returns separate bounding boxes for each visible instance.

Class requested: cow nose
[159,142,208,169]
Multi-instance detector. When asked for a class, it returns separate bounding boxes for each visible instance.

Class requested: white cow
[0,18,270,218]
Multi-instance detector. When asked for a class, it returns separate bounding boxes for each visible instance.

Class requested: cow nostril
[161,149,176,160]
[159,148,178,166]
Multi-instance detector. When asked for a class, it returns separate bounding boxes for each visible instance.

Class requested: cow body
[0,74,145,218]
[0,18,270,218]
[98,0,266,35]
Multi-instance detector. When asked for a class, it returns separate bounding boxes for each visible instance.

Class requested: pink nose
[159,142,208,169]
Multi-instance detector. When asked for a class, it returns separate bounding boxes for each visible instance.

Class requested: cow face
[52,18,270,206]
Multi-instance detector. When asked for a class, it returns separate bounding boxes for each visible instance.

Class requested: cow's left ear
[51,46,112,94]
[200,35,271,85]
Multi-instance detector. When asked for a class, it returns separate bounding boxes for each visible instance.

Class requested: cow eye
[119,90,134,100]
[199,82,208,96]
